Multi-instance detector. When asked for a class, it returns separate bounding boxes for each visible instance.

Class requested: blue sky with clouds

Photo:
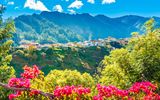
[0,0,160,18]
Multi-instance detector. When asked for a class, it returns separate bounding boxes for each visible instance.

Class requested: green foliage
[0,6,15,99]
[98,19,160,89]
[15,15,85,44]
[98,49,133,89]
[129,19,160,81]
[11,46,109,76]
[16,69,94,100]
[45,69,95,92]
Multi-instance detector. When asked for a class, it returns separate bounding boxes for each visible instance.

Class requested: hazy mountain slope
[14,12,160,45]
[15,13,85,44]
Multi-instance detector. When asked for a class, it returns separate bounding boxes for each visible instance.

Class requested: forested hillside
[14,12,160,45]
[11,46,109,76]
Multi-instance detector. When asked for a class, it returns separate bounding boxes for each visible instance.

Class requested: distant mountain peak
[13,13,160,45]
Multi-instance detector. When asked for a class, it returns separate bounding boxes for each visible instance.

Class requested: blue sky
[0,0,160,18]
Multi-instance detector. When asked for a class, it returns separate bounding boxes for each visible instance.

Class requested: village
[18,37,129,49]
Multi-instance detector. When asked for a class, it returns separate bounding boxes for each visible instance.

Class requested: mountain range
[13,11,160,45]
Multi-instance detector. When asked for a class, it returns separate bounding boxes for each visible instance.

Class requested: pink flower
[93,95,103,100]
[7,65,41,100]
[9,91,22,100]
[21,65,40,79]
[9,94,18,100]
[53,85,91,98]
[129,81,157,95]
[8,78,30,88]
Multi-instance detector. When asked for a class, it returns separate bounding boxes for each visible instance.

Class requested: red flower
[129,81,157,95]
[53,85,91,98]
[30,90,40,96]
[93,95,103,100]
[8,78,30,88]
[8,65,41,100]
[9,94,18,100]
[21,65,40,79]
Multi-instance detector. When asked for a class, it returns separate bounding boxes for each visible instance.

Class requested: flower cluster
[9,91,22,100]
[8,78,30,99]
[8,65,40,100]
[129,81,157,94]
[8,78,30,88]
[54,85,91,99]
[129,82,160,100]
[21,65,40,79]
[94,82,160,100]
[94,84,128,100]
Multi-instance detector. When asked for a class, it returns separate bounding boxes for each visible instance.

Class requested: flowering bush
[45,69,95,92]
[94,82,160,100]
[8,65,40,100]
[54,85,91,99]
[129,82,160,100]
[1,65,159,100]
[8,78,30,88]
[129,81,157,94]
[94,84,128,100]
[8,78,31,99]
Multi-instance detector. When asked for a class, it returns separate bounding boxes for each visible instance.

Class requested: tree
[98,49,133,89]
[0,5,15,99]
[45,69,95,92]
[129,18,160,81]
[98,19,160,89]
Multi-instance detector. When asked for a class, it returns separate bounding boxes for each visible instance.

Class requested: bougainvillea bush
[3,65,159,100]
[53,85,92,100]
[8,65,41,100]
[94,82,160,100]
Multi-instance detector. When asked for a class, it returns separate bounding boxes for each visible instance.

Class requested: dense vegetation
[5,65,160,100]
[0,6,160,100]
[11,46,109,76]
[15,13,85,44]
[0,6,15,99]
[98,18,160,90]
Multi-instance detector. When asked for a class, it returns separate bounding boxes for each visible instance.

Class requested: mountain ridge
[13,11,160,45]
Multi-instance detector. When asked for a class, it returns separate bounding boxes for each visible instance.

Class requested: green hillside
[14,12,160,45]
[11,46,109,76]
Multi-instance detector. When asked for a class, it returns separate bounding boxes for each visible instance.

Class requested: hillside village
[18,37,129,50]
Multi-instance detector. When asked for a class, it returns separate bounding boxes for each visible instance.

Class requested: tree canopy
[0,5,15,99]
[99,18,160,89]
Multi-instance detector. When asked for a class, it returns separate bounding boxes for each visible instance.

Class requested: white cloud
[24,0,50,11]
[53,5,63,12]
[7,1,14,5]
[87,0,95,4]
[102,0,116,4]
[68,0,83,9]
[68,9,76,14]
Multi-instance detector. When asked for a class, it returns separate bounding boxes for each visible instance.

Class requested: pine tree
[0,5,15,99]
